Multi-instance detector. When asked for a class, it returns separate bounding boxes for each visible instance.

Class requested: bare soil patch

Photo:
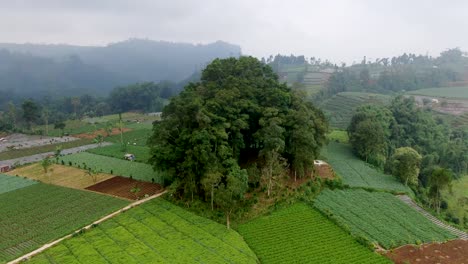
[314,163,335,180]
[384,239,468,264]
[0,133,78,152]
[74,128,131,139]
[86,176,163,200]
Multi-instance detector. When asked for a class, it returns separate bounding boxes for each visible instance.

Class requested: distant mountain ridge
[0,39,241,98]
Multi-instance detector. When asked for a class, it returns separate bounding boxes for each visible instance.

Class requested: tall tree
[22,99,41,130]
[390,147,422,186]
[428,167,452,214]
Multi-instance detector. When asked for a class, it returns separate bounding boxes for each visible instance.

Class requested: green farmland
[60,152,159,182]
[105,128,152,147]
[0,174,37,194]
[87,144,151,163]
[322,142,411,193]
[238,203,390,264]
[407,86,468,99]
[314,189,456,249]
[0,183,128,262]
[28,199,258,264]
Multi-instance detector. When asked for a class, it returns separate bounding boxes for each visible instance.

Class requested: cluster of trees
[348,96,467,214]
[324,48,467,97]
[149,57,328,228]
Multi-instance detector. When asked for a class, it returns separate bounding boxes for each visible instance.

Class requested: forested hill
[0,39,241,98]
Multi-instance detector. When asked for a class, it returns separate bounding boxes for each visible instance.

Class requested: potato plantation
[322,142,411,193]
[86,144,151,163]
[314,189,456,249]
[27,199,258,264]
[238,203,390,264]
[0,174,37,194]
[0,183,128,262]
[60,152,159,182]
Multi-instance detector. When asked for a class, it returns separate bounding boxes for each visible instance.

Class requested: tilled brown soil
[384,239,468,264]
[86,176,163,200]
[314,164,335,180]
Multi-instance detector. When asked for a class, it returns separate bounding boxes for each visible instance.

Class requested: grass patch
[60,152,159,183]
[327,130,349,143]
[314,189,456,249]
[104,129,152,147]
[28,199,258,264]
[0,174,37,194]
[87,144,151,163]
[0,183,129,262]
[0,139,93,161]
[238,203,390,264]
[322,142,411,194]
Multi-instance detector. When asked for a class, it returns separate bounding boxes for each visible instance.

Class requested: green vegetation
[0,139,92,161]
[60,152,159,182]
[87,144,151,163]
[442,175,468,229]
[0,183,128,262]
[0,174,37,194]
[238,203,390,264]
[314,189,456,249]
[105,128,152,147]
[320,92,391,129]
[28,199,257,264]
[407,86,468,99]
[322,142,411,193]
[326,130,349,143]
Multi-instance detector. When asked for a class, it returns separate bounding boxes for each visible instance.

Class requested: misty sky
[1,0,468,64]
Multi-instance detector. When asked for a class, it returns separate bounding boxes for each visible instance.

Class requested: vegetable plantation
[238,203,390,264]
[0,174,37,194]
[27,199,258,264]
[87,144,151,163]
[322,142,411,194]
[60,152,159,182]
[0,183,128,262]
[104,128,152,147]
[407,86,468,99]
[314,189,456,249]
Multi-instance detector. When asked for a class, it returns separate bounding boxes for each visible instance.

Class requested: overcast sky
[1,0,467,64]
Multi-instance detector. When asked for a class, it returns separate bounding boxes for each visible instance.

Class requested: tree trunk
[294,170,297,182]
[211,187,214,211]
[226,212,230,229]
[405,177,408,186]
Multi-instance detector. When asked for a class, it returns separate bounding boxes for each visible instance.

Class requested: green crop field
[0,174,37,194]
[314,189,456,249]
[320,92,392,129]
[322,142,411,193]
[87,144,151,163]
[28,199,258,264]
[407,86,468,99]
[238,203,389,264]
[105,128,152,147]
[0,183,128,262]
[60,152,160,182]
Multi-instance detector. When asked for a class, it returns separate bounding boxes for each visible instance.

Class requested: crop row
[60,152,159,183]
[28,199,258,264]
[0,183,128,262]
[104,128,153,147]
[238,203,390,264]
[86,144,151,163]
[0,174,37,195]
[314,189,456,249]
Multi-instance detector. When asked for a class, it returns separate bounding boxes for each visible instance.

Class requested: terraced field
[27,199,258,264]
[0,173,37,194]
[320,92,392,129]
[87,144,151,163]
[407,86,468,99]
[60,152,159,182]
[322,142,411,193]
[0,183,129,262]
[238,203,390,264]
[314,189,456,249]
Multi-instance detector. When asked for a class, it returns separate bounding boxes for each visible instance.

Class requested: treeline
[324,48,467,97]
[348,96,467,217]
[0,82,178,133]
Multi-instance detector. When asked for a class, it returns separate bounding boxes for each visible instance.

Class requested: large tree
[22,99,41,130]
[149,57,327,222]
[390,147,422,186]
[428,167,452,214]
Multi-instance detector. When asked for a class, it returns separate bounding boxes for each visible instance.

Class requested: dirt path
[0,142,112,167]
[8,190,167,264]
[397,195,468,240]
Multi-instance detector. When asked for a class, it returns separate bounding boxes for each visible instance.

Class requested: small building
[124,153,135,161]
[431,98,439,104]
[0,165,11,173]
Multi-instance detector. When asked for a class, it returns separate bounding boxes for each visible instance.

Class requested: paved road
[397,195,468,240]
[0,142,112,167]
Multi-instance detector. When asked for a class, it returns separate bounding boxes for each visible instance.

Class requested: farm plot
[238,203,389,264]
[322,142,411,194]
[60,152,159,182]
[87,144,151,163]
[104,128,152,147]
[314,189,456,249]
[0,174,37,194]
[407,86,468,99]
[86,176,162,200]
[0,183,129,262]
[7,163,114,189]
[27,199,258,264]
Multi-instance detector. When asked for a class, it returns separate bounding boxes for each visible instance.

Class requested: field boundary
[397,195,468,240]
[8,190,167,264]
